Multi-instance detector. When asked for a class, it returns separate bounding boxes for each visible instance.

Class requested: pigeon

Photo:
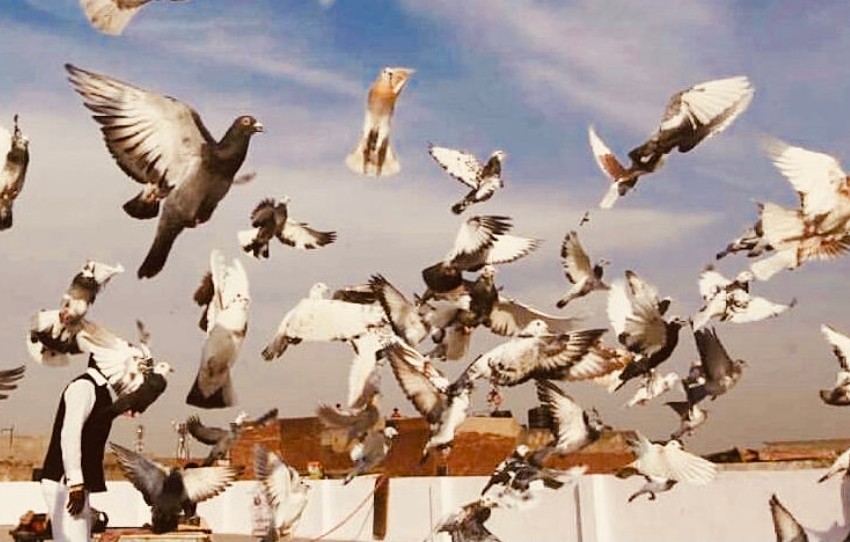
[385,341,473,460]
[343,426,398,484]
[534,379,608,458]
[607,271,685,387]
[665,400,709,440]
[590,76,754,208]
[428,144,506,214]
[0,365,25,401]
[237,197,337,259]
[769,494,809,542]
[820,324,850,406]
[480,445,586,507]
[261,282,387,361]
[317,392,381,444]
[346,330,392,408]
[186,250,250,409]
[253,444,310,541]
[459,320,607,388]
[65,64,263,279]
[59,260,125,327]
[79,0,188,36]
[692,266,795,331]
[621,432,717,502]
[716,214,773,260]
[556,230,609,309]
[369,274,430,346]
[487,294,581,337]
[0,115,29,230]
[625,371,680,408]
[187,408,278,466]
[110,442,240,533]
[818,446,850,483]
[433,497,502,542]
[346,67,414,177]
[686,326,746,403]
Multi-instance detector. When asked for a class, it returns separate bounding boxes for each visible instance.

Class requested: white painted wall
[3,469,849,542]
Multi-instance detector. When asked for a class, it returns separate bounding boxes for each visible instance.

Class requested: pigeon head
[309,282,330,299]
[521,319,550,337]
[480,265,497,279]
[381,67,415,95]
[234,115,264,134]
[152,361,173,375]
[492,150,507,163]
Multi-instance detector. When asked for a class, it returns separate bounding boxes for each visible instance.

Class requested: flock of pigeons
[0,1,847,541]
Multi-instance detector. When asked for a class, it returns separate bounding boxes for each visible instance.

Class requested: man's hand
[66,484,85,515]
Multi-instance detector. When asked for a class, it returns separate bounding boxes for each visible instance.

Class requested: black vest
[42,372,113,492]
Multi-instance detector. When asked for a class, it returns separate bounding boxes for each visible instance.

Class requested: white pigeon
[591,76,754,209]
[820,324,850,406]
[261,282,388,361]
[623,432,717,501]
[237,197,336,259]
[459,320,607,388]
[535,379,608,457]
[79,0,188,36]
[428,144,506,214]
[556,230,609,308]
[253,444,310,541]
[818,446,850,483]
[186,250,250,409]
[769,494,809,542]
[346,329,392,409]
[625,371,680,408]
[692,266,795,330]
[0,115,29,230]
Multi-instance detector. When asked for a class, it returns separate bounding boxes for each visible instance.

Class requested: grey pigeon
[769,494,808,542]
[343,426,398,485]
[186,408,278,466]
[428,144,506,214]
[110,442,240,533]
[590,76,754,208]
[80,0,189,36]
[686,326,746,403]
[556,230,609,308]
[237,197,336,259]
[480,445,586,507]
[65,64,263,279]
[0,115,29,230]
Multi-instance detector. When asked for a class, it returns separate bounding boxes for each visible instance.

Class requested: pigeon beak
[252,121,264,133]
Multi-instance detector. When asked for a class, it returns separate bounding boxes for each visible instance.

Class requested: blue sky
[2,0,850,457]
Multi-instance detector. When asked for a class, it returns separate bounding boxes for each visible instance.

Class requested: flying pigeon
[368,274,430,346]
[345,330,392,409]
[0,365,24,401]
[692,266,795,331]
[686,326,746,403]
[186,250,250,409]
[625,371,680,408]
[769,494,809,542]
[459,320,607,388]
[343,426,398,484]
[534,379,608,458]
[607,270,685,388]
[589,76,754,208]
[818,446,850,483]
[237,197,336,259]
[385,341,473,460]
[0,115,29,230]
[317,392,381,444]
[261,282,387,361]
[556,230,609,308]
[428,144,506,214]
[433,497,502,542]
[620,432,717,502]
[187,408,278,466]
[480,445,586,507]
[820,324,850,406]
[716,213,773,260]
[346,67,414,177]
[65,64,263,279]
[110,442,240,533]
[79,0,188,36]
[253,444,310,541]
[665,400,709,440]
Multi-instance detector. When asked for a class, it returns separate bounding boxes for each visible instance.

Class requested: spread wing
[672,76,754,136]
[385,342,445,423]
[560,231,592,284]
[76,321,150,396]
[822,324,850,371]
[109,442,167,501]
[693,327,734,383]
[186,415,228,446]
[0,365,24,399]
[483,234,541,266]
[764,138,848,217]
[428,144,483,188]
[79,0,153,36]
[489,295,579,336]
[536,380,590,454]
[446,215,513,266]
[769,494,809,542]
[181,465,241,503]
[279,219,337,250]
[697,266,730,300]
[65,63,209,191]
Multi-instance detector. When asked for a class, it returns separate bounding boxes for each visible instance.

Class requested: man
[40,356,115,541]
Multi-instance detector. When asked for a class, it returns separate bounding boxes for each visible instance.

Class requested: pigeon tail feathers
[138,223,183,279]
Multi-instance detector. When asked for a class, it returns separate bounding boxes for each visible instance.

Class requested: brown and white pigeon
[346,67,414,177]
[589,76,754,208]
[428,144,506,214]
[0,115,29,230]
[65,64,263,278]
[79,0,188,36]
[237,197,336,259]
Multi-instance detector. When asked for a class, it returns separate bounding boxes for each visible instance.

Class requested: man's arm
[60,379,96,487]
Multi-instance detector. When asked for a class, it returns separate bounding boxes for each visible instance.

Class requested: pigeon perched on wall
[237,197,336,259]
[556,230,609,308]
[187,408,278,466]
[65,64,263,279]
[79,0,188,36]
[253,444,310,541]
[589,76,754,208]
[428,144,506,214]
[187,250,250,409]
[110,442,240,533]
[0,115,29,230]
[769,494,809,542]
[346,67,414,177]
[820,324,850,406]
[0,365,24,401]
